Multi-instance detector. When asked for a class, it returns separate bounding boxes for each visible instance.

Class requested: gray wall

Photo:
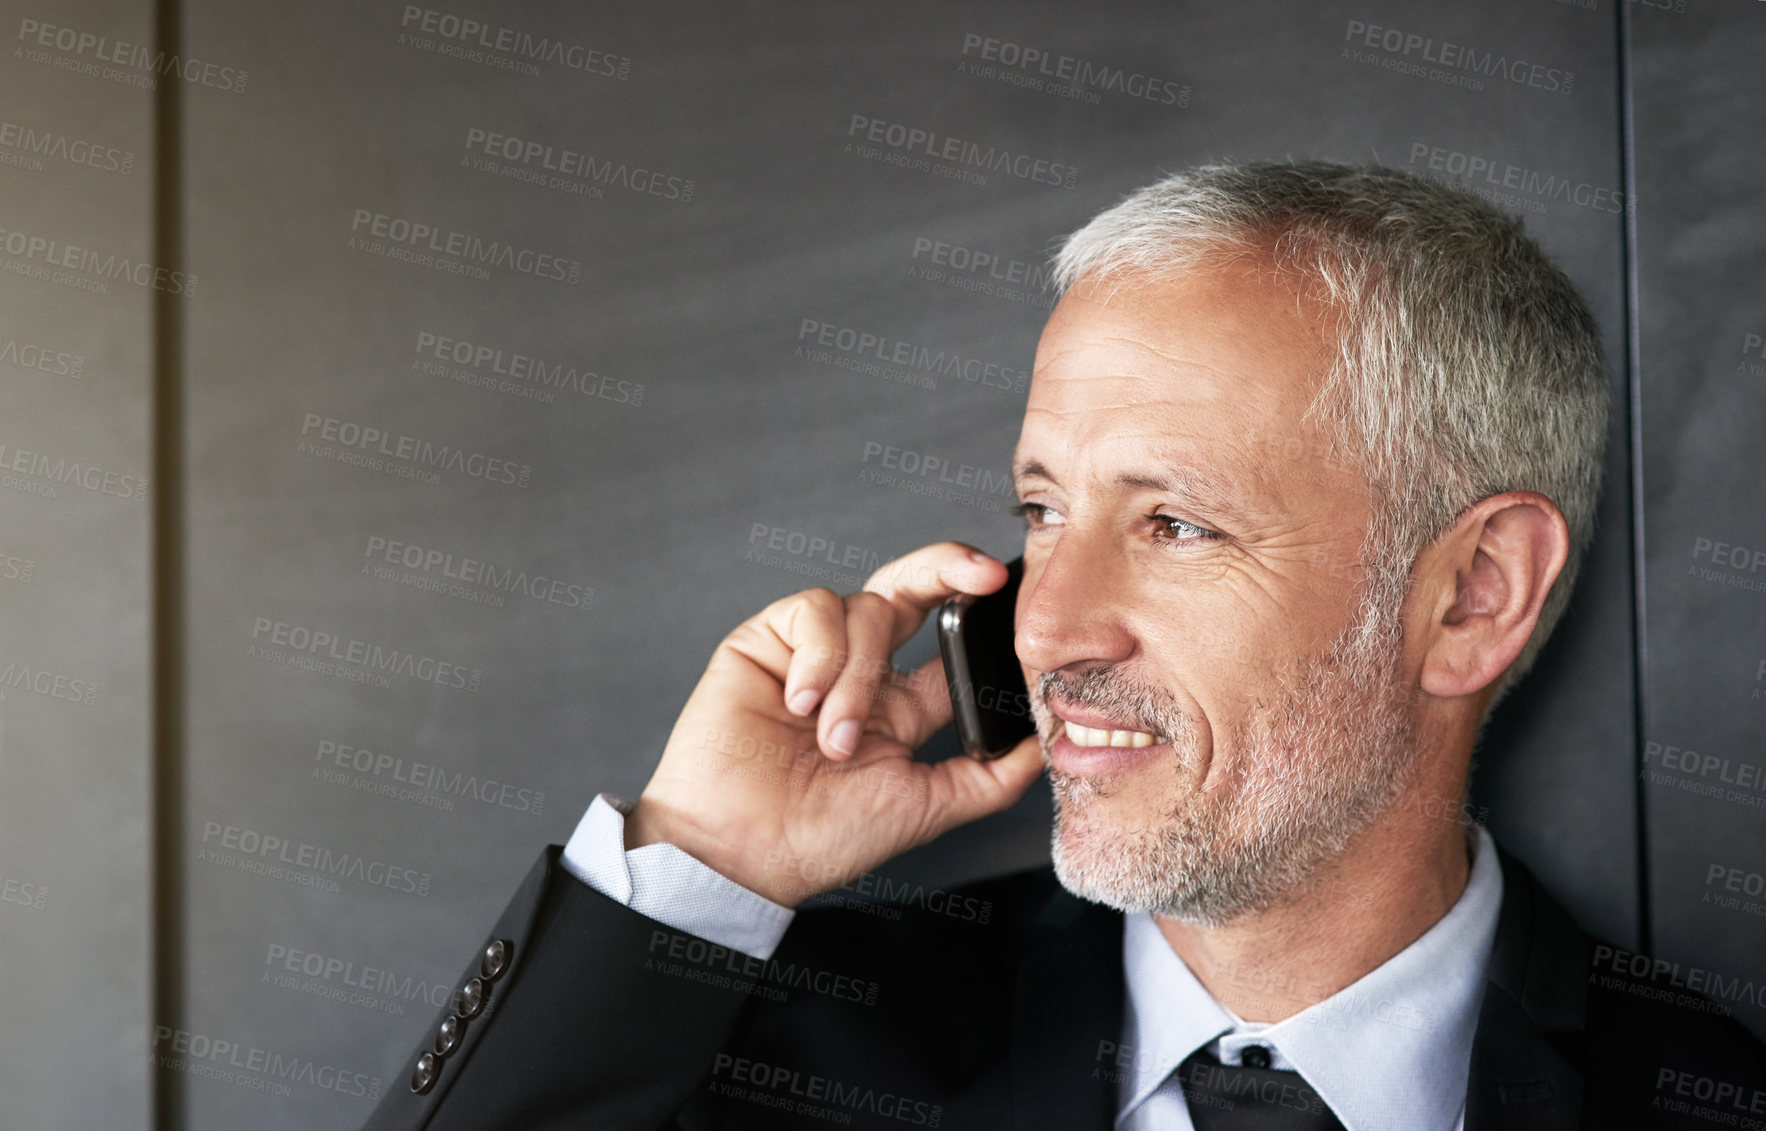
[1630,0,1766,1063]
[3,0,1759,1127]
[1,0,155,1126]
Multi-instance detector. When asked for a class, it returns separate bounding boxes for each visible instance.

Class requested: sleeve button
[457,977,486,1019]
[433,1014,465,1057]
[480,939,512,982]
[410,1052,439,1094]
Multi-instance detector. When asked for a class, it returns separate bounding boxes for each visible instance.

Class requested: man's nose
[1014,537,1137,676]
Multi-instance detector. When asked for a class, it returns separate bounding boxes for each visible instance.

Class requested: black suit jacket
[361,839,1766,1130]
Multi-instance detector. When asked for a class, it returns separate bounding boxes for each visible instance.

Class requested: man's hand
[624,542,1044,906]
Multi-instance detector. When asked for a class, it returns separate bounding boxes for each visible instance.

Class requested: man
[361,163,1766,1130]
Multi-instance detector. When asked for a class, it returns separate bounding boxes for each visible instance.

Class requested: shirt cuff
[560,793,795,960]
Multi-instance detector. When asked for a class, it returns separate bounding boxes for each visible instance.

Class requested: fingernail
[829,719,860,757]
[788,688,821,715]
[968,549,994,564]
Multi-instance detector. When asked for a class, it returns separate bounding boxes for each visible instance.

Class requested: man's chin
[1046,792,1291,927]
[1049,797,1191,914]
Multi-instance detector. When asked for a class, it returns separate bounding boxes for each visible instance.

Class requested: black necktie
[1174,1046,1346,1131]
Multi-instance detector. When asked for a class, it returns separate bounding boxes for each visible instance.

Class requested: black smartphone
[936,556,1037,759]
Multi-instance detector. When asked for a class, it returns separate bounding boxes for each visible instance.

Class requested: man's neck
[1153,807,1474,1023]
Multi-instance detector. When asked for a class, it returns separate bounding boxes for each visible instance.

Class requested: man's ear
[1410,491,1570,699]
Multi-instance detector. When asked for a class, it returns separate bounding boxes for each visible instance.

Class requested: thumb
[926,732,1046,833]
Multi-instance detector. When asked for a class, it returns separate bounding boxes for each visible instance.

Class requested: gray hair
[1052,161,1608,701]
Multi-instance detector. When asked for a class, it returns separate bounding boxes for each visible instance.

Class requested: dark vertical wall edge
[150,0,185,1126]
[1614,0,1652,958]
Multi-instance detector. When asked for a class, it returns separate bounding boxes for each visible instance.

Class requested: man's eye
[1011,502,1062,526]
[1150,514,1218,543]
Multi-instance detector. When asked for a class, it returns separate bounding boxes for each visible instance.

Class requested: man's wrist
[626,797,806,908]
[562,794,795,960]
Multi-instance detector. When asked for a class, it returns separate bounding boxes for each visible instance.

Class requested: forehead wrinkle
[1035,333,1240,385]
[1094,332,1231,372]
[1032,338,1287,424]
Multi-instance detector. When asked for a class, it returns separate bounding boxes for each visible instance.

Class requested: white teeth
[1063,721,1156,748]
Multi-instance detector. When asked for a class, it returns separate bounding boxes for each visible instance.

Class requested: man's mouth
[1046,699,1168,748]
[1061,721,1159,749]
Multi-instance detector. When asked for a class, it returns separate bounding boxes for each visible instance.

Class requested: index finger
[862,541,1008,652]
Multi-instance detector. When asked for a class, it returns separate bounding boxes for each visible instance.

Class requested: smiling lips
[1062,721,1159,748]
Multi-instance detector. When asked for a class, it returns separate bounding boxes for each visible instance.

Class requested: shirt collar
[1118,823,1504,1131]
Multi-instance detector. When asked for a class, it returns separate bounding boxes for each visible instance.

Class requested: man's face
[1013,259,1423,926]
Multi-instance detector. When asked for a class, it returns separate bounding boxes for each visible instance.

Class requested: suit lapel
[1464,844,1591,1131]
[1010,887,1124,1131]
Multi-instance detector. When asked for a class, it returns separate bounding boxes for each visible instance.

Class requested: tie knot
[1174,1047,1345,1131]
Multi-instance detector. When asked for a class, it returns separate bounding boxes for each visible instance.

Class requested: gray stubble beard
[1044,577,1420,927]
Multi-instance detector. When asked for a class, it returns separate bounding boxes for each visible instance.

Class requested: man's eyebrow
[1013,457,1261,525]
[1114,465,1236,500]
[1013,458,1058,484]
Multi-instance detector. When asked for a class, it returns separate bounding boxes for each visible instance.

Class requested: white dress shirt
[1114,822,1502,1131]
[561,794,1504,1130]
[560,793,795,960]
